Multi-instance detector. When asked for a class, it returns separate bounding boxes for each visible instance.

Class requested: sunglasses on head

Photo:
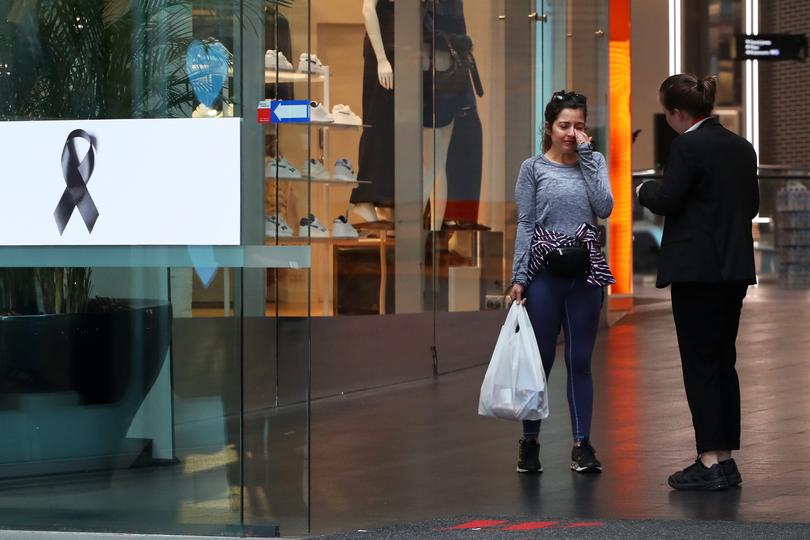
[552,90,587,104]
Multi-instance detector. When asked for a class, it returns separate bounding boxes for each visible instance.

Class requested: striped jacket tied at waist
[527,223,616,287]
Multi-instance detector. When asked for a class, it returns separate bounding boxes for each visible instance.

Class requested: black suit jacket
[638,117,759,288]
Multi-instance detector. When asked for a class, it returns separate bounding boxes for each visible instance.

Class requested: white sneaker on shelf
[265,215,293,238]
[309,101,334,123]
[305,158,330,179]
[331,104,362,126]
[332,215,359,238]
[265,49,294,71]
[266,156,302,178]
[333,158,357,181]
[192,103,222,118]
[299,214,330,238]
[297,53,327,75]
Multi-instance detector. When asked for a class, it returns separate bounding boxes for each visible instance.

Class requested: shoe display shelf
[267,232,394,317]
[266,176,365,188]
[265,60,367,241]
[264,68,326,84]
[265,61,374,316]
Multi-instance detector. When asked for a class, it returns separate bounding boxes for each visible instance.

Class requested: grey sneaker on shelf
[299,214,329,238]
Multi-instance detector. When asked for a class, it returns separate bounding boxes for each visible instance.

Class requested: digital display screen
[735,34,808,61]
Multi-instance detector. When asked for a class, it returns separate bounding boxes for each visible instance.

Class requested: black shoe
[571,440,602,473]
[720,458,742,486]
[517,438,542,473]
[668,459,728,491]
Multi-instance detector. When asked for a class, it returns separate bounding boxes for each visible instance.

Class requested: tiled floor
[310,283,810,534]
[2,283,809,538]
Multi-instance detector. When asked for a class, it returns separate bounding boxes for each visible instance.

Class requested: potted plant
[0,0,199,478]
[0,269,172,478]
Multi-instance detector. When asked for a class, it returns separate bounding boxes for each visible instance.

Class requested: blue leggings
[521,271,603,442]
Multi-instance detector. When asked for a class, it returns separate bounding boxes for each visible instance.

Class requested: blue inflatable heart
[185,40,229,108]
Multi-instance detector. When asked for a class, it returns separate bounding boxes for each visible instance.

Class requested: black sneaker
[571,440,602,473]
[668,459,728,491]
[517,438,542,473]
[720,458,742,486]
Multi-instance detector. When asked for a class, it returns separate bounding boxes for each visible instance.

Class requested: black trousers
[670,282,748,454]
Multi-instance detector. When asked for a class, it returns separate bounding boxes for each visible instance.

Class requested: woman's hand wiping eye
[575,129,592,146]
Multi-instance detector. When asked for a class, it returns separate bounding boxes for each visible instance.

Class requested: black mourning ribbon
[54,129,99,234]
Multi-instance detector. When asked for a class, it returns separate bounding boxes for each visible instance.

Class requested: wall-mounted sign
[735,34,808,61]
[257,99,310,124]
[0,118,241,246]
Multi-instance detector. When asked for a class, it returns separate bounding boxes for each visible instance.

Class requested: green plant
[0,268,92,315]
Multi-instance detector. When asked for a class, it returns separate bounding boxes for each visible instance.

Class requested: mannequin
[422,0,478,231]
[364,0,394,90]
[422,41,454,231]
[352,0,476,230]
[349,0,396,224]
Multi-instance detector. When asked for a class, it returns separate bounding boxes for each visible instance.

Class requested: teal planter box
[0,301,171,478]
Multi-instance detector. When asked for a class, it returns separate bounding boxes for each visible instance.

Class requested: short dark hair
[659,74,717,117]
[543,90,588,152]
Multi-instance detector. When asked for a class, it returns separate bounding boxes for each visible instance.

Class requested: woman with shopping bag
[478,301,549,423]
[508,90,615,474]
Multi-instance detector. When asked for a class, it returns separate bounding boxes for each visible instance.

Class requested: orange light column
[609,0,633,296]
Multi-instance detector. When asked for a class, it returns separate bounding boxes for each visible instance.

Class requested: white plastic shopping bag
[478,302,549,421]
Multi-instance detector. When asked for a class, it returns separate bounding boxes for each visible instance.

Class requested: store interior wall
[565,1,609,155]
[630,0,669,171]
[463,2,501,231]
[312,0,365,224]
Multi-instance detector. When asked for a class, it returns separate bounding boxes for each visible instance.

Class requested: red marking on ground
[560,521,606,528]
[501,521,558,531]
[446,520,508,530]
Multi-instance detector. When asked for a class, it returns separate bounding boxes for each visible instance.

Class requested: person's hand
[377,58,393,90]
[509,283,526,305]
[575,128,592,146]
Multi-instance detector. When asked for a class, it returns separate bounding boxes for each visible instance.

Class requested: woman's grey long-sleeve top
[511,143,614,286]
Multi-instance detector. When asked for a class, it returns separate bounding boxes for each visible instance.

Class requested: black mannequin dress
[353,0,482,219]
[353,0,396,208]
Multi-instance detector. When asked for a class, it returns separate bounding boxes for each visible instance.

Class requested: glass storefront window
[0,1,310,535]
[683,0,744,125]
[0,0,612,535]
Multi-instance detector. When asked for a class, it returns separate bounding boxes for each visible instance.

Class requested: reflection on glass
[684,0,743,107]
[0,0,245,534]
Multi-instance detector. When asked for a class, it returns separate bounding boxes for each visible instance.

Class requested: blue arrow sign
[271,100,310,123]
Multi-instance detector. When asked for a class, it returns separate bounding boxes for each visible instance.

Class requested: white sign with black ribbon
[0,118,241,246]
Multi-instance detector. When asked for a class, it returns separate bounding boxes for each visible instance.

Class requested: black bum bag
[545,247,590,279]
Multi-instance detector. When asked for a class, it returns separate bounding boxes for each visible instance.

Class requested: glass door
[430,0,541,373]
[536,0,569,154]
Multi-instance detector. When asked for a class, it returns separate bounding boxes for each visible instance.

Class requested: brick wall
[759,1,810,167]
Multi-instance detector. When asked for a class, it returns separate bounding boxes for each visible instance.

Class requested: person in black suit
[637,74,759,491]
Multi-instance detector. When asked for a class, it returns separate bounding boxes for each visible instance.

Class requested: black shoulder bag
[545,247,591,279]
[432,32,484,98]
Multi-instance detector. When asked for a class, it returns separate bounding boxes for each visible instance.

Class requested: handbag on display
[478,302,549,422]
[431,32,485,98]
